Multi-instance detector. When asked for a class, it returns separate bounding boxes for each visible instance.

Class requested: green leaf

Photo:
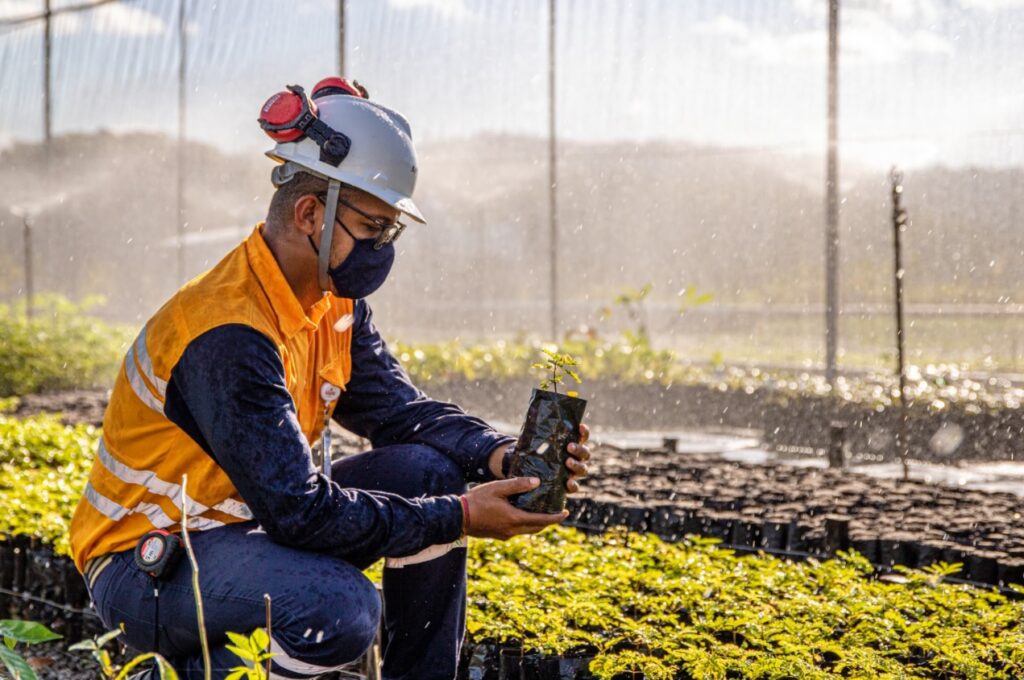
[98,628,124,648]
[67,640,96,653]
[250,628,269,652]
[0,621,62,644]
[225,632,249,649]
[0,644,38,680]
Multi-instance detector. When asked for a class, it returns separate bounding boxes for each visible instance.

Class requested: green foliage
[0,294,132,397]
[602,283,653,339]
[0,412,97,555]
[466,527,1024,679]
[531,347,582,394]
[394,336,1023,414]
[0,620,61,680]
[676,286,714,317]
[395,335,684,388]
[224,629,275,680]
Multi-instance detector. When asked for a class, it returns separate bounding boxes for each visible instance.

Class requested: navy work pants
[87,444,468,680]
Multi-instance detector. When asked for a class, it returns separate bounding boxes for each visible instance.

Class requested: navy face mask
[308,224,395,299]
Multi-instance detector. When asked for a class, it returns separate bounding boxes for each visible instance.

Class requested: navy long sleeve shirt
[163,299,514,562]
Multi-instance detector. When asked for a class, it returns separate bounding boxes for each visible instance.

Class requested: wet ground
[589,425,1024,497]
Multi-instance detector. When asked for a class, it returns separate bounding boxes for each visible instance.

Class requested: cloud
[792,0,942,23]
[958,0,1024,9]
[387,0,470,20]
[841,9,954,62]
[693,11,953,65]
[92,3,167,37]
[691,15,751,41]
[41,3,166,38]
[0,0,42,21]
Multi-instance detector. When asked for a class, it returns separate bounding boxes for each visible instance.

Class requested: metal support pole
[825,0,840,387]
[43,0,52,142]
[176,0,187,285]
[23,217,34,320]
[891,167,910,481]
[548,0,559,340]
[338,0,346,75]
[827,421,847,470]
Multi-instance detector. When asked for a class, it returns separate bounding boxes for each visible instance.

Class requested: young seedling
[532,348,581,396]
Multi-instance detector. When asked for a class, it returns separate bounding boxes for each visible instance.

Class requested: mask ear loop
[318,179,342,293]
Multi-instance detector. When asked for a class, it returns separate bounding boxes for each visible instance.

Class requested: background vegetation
[0,296,131,398]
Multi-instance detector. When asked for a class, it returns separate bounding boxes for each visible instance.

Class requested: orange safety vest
[69,225,353,572]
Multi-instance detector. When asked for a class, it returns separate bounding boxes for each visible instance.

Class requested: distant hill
[0,131,1020,333]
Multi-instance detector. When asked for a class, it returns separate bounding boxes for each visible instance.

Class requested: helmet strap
[317,179,342,293]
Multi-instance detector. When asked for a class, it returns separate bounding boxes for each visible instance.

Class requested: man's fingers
[490,476,540,497]
[567,442,591,463]
[513,508,568,531]
[566,458,589,476]
[579,423,590,444]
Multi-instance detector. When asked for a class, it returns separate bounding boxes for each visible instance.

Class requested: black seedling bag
[508,388,588,513]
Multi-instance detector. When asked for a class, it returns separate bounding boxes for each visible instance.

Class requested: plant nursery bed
[4,409,1024,678]
[567,445,1024,587]
[5,530,1024,680]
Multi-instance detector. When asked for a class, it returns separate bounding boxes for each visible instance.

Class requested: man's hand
[486,424,592,493]
[463,477,567,540]
[565,423,591,494]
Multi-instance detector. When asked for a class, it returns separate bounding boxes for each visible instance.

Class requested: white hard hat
[264,92,425,224]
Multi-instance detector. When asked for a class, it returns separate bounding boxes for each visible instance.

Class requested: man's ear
[292,194,321,237]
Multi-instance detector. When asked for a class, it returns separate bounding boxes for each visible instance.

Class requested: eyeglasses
[316,192,406,250]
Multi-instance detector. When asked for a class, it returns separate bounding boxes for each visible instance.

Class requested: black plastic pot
[508,389,587,513]
[520,653,560,679]
[464,643,501,680]
[499,647,524,680]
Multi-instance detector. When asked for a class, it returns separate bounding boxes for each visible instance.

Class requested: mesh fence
[0,0,1021,370]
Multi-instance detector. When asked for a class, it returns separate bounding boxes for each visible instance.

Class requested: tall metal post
[825,0,840,387]
[548,0,559,340]
[42,0,54,305]
[891,168,910,481]
[338,0,346,75]
[43,0,52,142]
[176,0,187,285]
[23,217,34,320]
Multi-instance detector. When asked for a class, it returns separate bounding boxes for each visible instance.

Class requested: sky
[0,0,1022,169]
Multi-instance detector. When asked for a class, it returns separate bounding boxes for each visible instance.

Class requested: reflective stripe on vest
[83,481,226,532]
[95,439,252,521]
[125,328,165,413]
[134,325,168,395]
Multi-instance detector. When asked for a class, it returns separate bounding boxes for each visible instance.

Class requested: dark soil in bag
[508,389,588,514]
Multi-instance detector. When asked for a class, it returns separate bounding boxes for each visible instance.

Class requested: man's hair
[267,170,355,226]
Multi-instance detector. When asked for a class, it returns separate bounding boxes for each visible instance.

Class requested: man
[68,78,591,680]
